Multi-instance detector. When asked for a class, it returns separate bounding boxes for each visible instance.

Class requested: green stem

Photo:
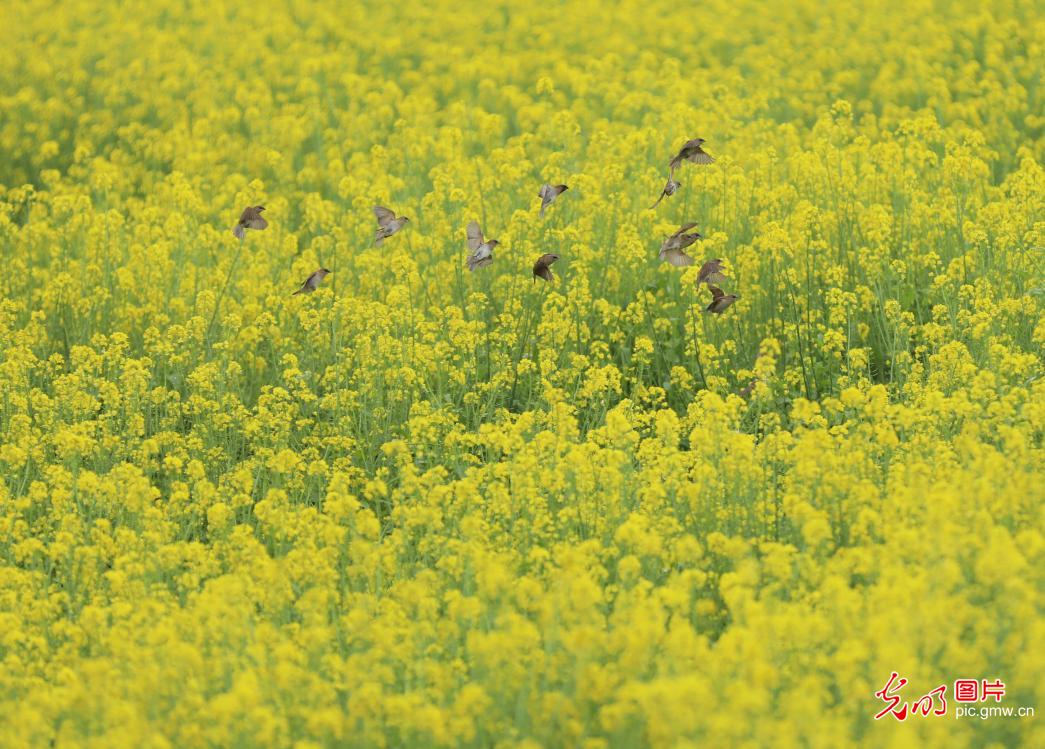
[205,239,244,353]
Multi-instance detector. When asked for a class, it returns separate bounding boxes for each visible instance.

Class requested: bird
[292,268,331,295]
[669,138,715,174]
[650,176,681,209]
[532,253,560,282]
[659,223,702,266]
[373,206,410,245]
[705,285,739,314]
[538,184,569,217]
[697,259,728,285]
[232,205,268,239]
[466,220,498,271]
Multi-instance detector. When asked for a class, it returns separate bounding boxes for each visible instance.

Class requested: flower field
[1,0,1043,746]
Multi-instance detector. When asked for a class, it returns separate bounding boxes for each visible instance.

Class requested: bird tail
[292,288,303,296]
[539,204,546,218]
[669,156,682,174]
[232,224,245,240]
[650,195,663,210]
[374,231,384,247]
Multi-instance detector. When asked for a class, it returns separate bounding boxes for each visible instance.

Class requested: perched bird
[697,258,728,285]
[659,223,702,266]
[373,206,410,245]
[650,176,681,209]
[669,138,715,174]
[705,285,739,314]
[466,220,498,271]
[232,205,268,239]
[292,268,331,295]
[532,253,560,282]
[538,184,569,217]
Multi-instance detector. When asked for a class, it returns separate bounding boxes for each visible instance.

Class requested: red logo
[873,672,946,721]
[875,674,1012,721]
[954,679,978,702]
[982,679,1006,702]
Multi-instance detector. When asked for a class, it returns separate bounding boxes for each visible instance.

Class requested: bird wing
[238,206,256,224]
[245,215,268,230]
[688,150,715,164]
[539,186,554,217]
[697,260,721,283]
[661,249,695,267]
[373,206,396,227]
[672,222,698,237]
[709,285,725,301]
[466,221,484,251]
[467,249,494,271]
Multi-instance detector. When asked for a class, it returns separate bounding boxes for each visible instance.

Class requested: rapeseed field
[1,0,1043,746]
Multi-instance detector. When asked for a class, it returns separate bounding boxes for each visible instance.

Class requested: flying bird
[697,259,728,286]
[373,206,410,245]
[650,176,681,209]
[659,223,702,266]
[532,253,560,282]
[292,268,331,295]
[466,220,498,271]
[232,205,268,239]
[705,285,738,314]
[538,184,569,217]
[669,138,715,174]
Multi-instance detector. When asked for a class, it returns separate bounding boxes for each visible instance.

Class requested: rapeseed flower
[1,0,1043,747]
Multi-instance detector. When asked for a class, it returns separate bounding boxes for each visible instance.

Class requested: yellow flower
[0,1,1040,746]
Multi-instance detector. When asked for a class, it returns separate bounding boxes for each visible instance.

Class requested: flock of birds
[232,138,738,314]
